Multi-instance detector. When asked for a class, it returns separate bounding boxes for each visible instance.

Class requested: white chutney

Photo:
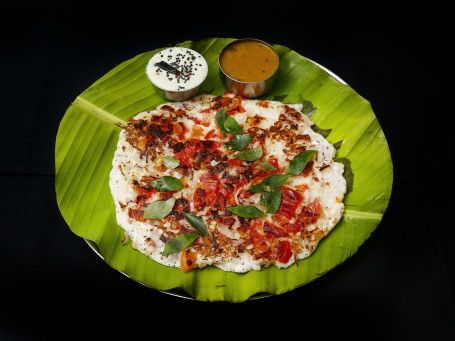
[146,47,208,100]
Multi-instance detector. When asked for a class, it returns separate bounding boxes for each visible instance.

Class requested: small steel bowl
[151,81,202,102]
[219,38,279,98]
[146,47,208,102]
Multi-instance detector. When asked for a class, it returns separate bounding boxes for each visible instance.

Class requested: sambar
[219,39,279,82]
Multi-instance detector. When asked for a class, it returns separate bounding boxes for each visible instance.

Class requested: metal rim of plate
[84,56,348,301]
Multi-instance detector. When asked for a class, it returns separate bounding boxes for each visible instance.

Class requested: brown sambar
[219,40,279,82]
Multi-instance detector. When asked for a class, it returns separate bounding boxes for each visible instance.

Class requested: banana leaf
[55,37,393,302]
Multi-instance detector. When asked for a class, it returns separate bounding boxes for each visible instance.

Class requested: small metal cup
[151,83,202,102]
[219,38,279,98]
[146,47,208,102]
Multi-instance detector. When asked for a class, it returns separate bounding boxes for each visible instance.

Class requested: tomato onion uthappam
[109,92,346,272]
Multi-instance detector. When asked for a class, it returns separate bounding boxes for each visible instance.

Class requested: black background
[1,1,454,340]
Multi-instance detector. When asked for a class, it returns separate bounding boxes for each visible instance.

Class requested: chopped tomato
[172,198,189,218]
[249,218,264,234]
[276,186,303,220]
[134,187,154,199]
[191,125,205,138]
[305,197,321,216]
[220,217,236,227]
[213,193,227,210]
[160,105,175,113]
[135,194,147,205]
[263,222,288,238]
[284,198,322,232]
[249,227,262,245]
[228,158,242,167]
[248,219,269,253]
[208,164,246,202]
[204,129,215,140]
[204,129,223,140]
[133,180,156,204]
[174,139,221,168]
[250,231,269,253]
[267,157,280,172]
[189,116,211,127]
[193,188,207,210]
[128,208,146,222]
[178,139,203,161]
[301,161,314,177]
[282,221,302,234]
[173,122,187,141]
[190,116,202,125]
[277,241,292,263]
[193,172,221,210]
[212,93,245,113]
[296,197,322,225]
[219,181,234,202]
[201,180,219,206]
[225,95,245,113]
[200,107,212,113]
[136,137,148,151]
[180,250,198,272]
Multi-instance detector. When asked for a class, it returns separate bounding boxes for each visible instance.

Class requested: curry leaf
[224,134,254,151]
[248,174,291,193]
[259,192,269,205]
[226,205,265,219]
[149,176,183,192]
[266,188,282,214]
[295,96,316,117]
[285,150,318,176]
[162,156,180,169]
[162,233,199,256]
[333,140,343,150]
[334,157,354,195]
[183,212,209,237]
[258,162,277,171]
[272,94,287,102]
[223,116,244,135]
[234,147,263,161]
[215,108,246,136]
[215,109,229,135]
[143,197,176,220]
[311,124,332,137]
